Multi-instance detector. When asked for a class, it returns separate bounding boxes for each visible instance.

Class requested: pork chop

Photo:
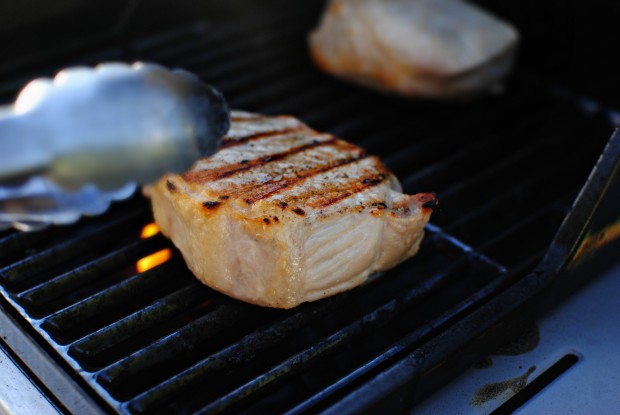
[309,0,519,98]
[143,111,435,308]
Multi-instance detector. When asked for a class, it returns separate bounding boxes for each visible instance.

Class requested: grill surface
[0,2,617,414]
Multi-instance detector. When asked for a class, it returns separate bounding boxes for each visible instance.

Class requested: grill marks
[414,192,439,212]
[312,173,387,209]
[166,180,177,192]
[180,116,387,210]
[202,201,221,209]
[186,136,339,183]
[242,152,371,204]
[220,125,305,148]
[230,114,266,123]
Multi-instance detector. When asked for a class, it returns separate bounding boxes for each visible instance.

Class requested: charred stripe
[244,153,371,203]
[220,125,305,148]
[312,174,388,208]
[185,137,339,182]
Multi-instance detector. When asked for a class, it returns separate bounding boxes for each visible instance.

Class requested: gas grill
[1,1,620,414]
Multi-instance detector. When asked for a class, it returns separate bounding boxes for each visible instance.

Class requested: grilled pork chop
[144,111,435,308]
[309,0,519,98]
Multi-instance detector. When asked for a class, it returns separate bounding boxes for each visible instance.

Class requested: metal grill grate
[0,3,615,414]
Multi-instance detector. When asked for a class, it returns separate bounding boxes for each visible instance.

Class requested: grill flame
[137,223,171,273]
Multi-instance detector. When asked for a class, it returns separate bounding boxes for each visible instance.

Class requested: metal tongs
[0,62,230,230]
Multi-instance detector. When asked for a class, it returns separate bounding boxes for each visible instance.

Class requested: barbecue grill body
[0,1,619,414]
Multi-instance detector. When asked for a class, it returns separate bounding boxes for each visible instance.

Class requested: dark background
[0,0,618,111]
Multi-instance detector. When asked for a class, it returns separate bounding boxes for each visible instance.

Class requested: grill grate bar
[0,229,52,254]
[314,259,528,415]
[123,296,364,411]
[294,91,369,127]
[316,229,582,415]
[126,232,483,413]
[340,88,548,164]
[494,246,549,285]
[379,102,547,179]
[97,301,260,396]
[142,8,317,66]
[193,251,499,415]
[258,81,347,116]
[358,113,471,158]
[317,94,512,145]
[0,204,149,289]
[17,234,168,311]
[482,210,566,268]
[40,256,191,344]
[0,227,68,269]
[317,107,397,140]
[215,55,309,99]
[437,113,601,214]
[191,40,305,86]
[127,24,208,58]
[399,137,497,191]
[156,23,308,74]
[443,138,598,240]
[282,256,525,415]
[230,71,321,110]
[197,302,402,415]
[69,282,210,366]
[397,105,570,193]
[437,136,559,204]
[476,207,563,254]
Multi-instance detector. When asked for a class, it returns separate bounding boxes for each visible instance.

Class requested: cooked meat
[144,111,435,308]
[308,0,519,99]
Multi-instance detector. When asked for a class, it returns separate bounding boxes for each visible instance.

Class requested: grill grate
[0,2,615,414]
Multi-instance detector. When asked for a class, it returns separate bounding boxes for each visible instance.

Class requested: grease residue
[494,324,540,356]
[473,324,540,371]
[471,365,536,406]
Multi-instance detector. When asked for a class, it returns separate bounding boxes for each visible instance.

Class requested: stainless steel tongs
[0,62,230,230]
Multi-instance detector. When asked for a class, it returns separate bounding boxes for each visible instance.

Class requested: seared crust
[144,111,434,308]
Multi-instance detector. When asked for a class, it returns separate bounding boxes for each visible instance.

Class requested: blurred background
[1,0,619,109]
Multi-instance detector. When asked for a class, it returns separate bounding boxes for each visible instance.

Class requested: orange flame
[137,223,171,273]
[141,223,161,238]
